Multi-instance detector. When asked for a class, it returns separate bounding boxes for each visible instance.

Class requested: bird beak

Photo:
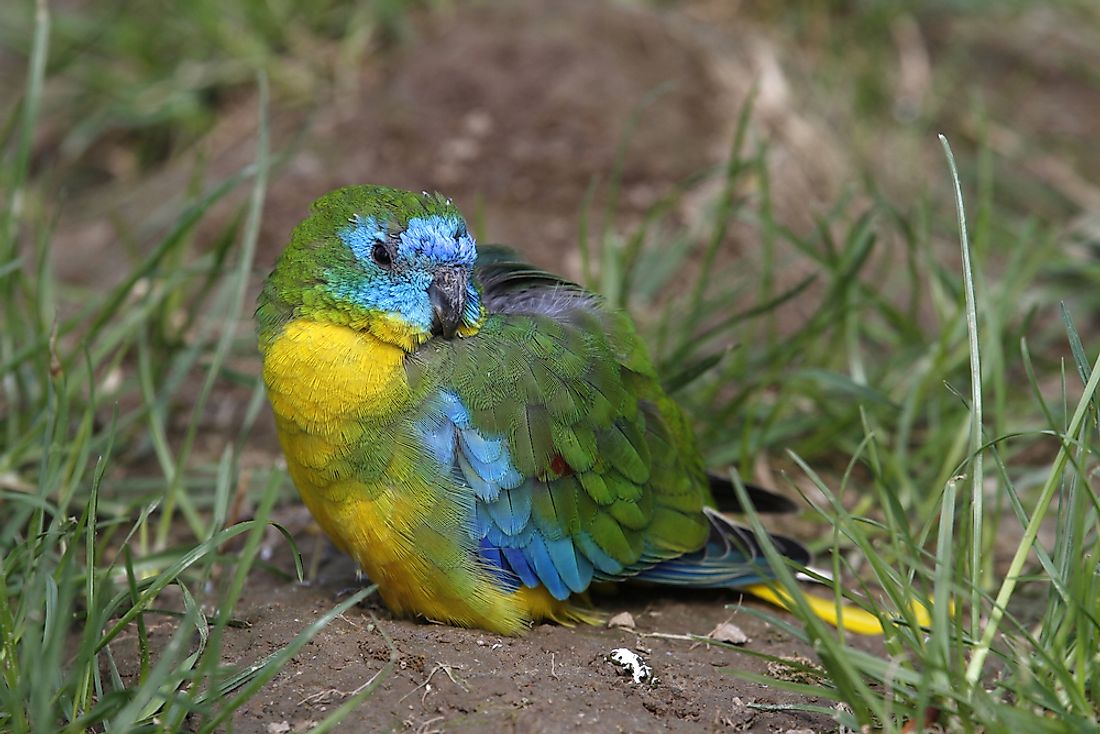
[428,267,467,339]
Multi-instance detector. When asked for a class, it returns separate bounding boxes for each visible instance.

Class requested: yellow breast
[262,318,417,558]
[262,317,587,634]
[263,318,410,431]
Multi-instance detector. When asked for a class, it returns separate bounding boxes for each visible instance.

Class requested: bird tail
[630,508,806,588]
[634,509,905,635]
[706,474,800,514]
[736,582,918,636]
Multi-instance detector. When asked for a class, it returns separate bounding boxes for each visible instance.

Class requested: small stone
[707,621,749,645]
[607,647,654,684]
[607,611,636,629]
[266,722,291,734]
[463,109,493,136]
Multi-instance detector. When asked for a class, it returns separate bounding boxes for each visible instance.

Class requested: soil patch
[221,514,852,733]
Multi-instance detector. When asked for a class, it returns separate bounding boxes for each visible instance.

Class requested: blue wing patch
[412,392,800,600]
[414,389,598,599]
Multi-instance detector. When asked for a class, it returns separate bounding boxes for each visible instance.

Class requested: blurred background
[3,1,1100,731]
[6,0,1098,484]
[6,0,1098,280]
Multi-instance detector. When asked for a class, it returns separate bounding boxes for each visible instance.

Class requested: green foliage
[583,95,1100,732]
[0,5,400,732]
[0,0,430,177]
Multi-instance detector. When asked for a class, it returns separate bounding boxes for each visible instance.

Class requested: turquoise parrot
[256,185,868,635]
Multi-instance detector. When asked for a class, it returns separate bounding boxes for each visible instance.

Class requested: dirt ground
[195,510,851,734]
[45,0,1100,731]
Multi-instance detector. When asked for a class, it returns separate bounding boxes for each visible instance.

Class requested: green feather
[578,472,615,507]
[550,422,597,473]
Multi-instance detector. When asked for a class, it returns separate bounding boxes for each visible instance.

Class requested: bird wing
[404,252,713,599]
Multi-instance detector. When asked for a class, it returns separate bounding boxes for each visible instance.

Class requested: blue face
[329,213,482,335]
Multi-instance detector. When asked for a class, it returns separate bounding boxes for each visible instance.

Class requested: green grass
[582,87,1100,730]
[0,2,404,732]
[3,1,1099,732]
[0,0,428,183]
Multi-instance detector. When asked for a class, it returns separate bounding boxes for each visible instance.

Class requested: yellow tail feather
[741,583,933,636]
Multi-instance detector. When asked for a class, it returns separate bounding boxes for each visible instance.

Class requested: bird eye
[371,242,393,269]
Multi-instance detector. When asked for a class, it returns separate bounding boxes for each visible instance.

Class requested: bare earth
[205,514,848,734]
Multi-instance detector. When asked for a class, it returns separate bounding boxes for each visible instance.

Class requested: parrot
[255,184,883,636]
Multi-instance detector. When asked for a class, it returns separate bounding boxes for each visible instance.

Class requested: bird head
[257,185,483,352]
